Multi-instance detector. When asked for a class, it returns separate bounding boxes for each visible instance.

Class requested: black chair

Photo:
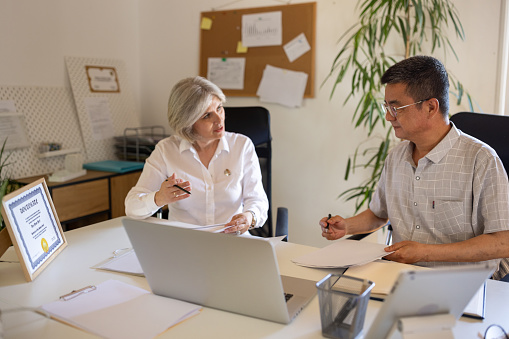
[451,112,509,281]
[450,112,509,170]
[224,106,289,240]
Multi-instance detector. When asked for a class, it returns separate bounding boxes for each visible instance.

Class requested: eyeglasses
[380,98,431,119]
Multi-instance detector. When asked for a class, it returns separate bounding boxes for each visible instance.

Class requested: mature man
[321,56,509,276]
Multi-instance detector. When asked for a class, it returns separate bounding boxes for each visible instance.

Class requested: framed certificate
[1,178,67,281]
[85,66,120,93]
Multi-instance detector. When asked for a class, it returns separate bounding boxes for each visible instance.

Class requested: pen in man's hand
[325,214,332,230]
[173,184,191,195]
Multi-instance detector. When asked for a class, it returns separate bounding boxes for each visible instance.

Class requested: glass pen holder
[316,274,374,339]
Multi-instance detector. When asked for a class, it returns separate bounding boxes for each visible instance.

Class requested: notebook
[365,263,496,339]
[122,218,317,324]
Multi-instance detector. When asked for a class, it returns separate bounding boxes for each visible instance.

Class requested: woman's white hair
[167,76,226,143]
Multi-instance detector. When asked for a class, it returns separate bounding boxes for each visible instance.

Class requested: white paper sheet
[0,100,30,150]
[41,280,201,339]
[291,239,392,268]
[242,11,282,47]
[207,57,245,90]
[283,33,311,62]
[93,249,144,276]
[84,97,114,141]
[256,65,308,108]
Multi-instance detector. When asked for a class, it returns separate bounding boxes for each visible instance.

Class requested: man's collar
[423,122,460,164]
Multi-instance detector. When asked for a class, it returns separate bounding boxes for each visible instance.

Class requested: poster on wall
[1,178,67,281]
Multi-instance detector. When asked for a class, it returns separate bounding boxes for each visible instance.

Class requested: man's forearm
[424,231,509,262]
[345,209,388,235]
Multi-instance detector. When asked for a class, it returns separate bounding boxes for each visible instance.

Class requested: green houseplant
[326,0,474,213]
[0,138,15,256]
[0,138,13,230]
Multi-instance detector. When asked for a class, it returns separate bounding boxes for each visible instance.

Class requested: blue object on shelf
[83,160,144,173]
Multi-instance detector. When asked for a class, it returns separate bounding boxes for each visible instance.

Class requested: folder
[83,160,144,173]
[41,280,201,339]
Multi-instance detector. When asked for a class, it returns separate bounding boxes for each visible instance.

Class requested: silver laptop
[122,218,316,324]
[365,263,496,339]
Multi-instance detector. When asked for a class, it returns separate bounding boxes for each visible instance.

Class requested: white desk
[1,217,508,338]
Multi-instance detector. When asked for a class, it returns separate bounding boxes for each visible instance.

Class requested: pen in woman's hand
[173,184,191,195]
[164,176,191,195]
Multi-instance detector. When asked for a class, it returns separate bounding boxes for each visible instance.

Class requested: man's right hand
[319,215,348,240]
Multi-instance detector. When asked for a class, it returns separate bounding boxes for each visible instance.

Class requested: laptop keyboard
[284,293,294,302]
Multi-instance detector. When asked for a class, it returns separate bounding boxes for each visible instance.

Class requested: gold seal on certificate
[1,178,67,281]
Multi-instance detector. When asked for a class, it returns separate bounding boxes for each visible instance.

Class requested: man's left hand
[384,241,429,264]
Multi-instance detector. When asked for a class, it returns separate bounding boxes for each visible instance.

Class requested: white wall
[0,0,141,108]
[0,0,504,247]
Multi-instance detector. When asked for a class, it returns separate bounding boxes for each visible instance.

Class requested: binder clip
[59,285,96,301]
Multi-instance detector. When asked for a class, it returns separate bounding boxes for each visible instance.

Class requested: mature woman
[125,76,268,235]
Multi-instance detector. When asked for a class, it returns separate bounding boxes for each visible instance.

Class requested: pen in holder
[316,274,374,339]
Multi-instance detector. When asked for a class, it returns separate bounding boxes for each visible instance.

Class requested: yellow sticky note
[201,17,213,30]
[236,41,248,53]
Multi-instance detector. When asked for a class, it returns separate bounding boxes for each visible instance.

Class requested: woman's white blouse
[125,132,269,227]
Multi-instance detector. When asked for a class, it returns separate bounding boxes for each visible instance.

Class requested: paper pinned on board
[283,33,311,62]
[207,57,245,90]
[256,65,308,108]
[242,11,282,47]
[84,97,114,141]
[291,239,392,268]
[201,17,213,30]
[0,100,30,150]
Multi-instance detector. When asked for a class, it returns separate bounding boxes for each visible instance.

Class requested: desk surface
[1,217,508,338]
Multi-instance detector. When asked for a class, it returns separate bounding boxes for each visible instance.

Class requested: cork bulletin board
[199,2,316,98]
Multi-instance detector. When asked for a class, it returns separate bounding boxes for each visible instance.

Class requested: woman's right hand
[154,173,191,206]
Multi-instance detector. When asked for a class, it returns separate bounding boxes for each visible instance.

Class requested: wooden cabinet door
[110,171,142,218]
[52,179,110,222]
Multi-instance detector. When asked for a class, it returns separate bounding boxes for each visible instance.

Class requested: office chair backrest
[224,106,273,237]
[450,112,509,172]
[450,112,509,281]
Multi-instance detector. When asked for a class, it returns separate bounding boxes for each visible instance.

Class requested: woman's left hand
[223,212,252,235]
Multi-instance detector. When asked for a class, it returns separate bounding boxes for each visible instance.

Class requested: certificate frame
[1,178,67,281]
[85,65,120,93]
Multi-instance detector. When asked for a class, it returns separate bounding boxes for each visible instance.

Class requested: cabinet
[16,170,141,230]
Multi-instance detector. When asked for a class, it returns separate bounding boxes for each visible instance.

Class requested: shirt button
[416,225,420,229]
[416,176,420,180]
[414,202,417,206]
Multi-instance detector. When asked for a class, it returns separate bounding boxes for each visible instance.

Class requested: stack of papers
[345,260,428,299]
[291,239,391,268]
[41,280,201,339]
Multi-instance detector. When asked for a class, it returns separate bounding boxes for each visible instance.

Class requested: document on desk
[41,280,202,339]
[93,249,144,276]
[345,260,429,300]
[291,239,391,268]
